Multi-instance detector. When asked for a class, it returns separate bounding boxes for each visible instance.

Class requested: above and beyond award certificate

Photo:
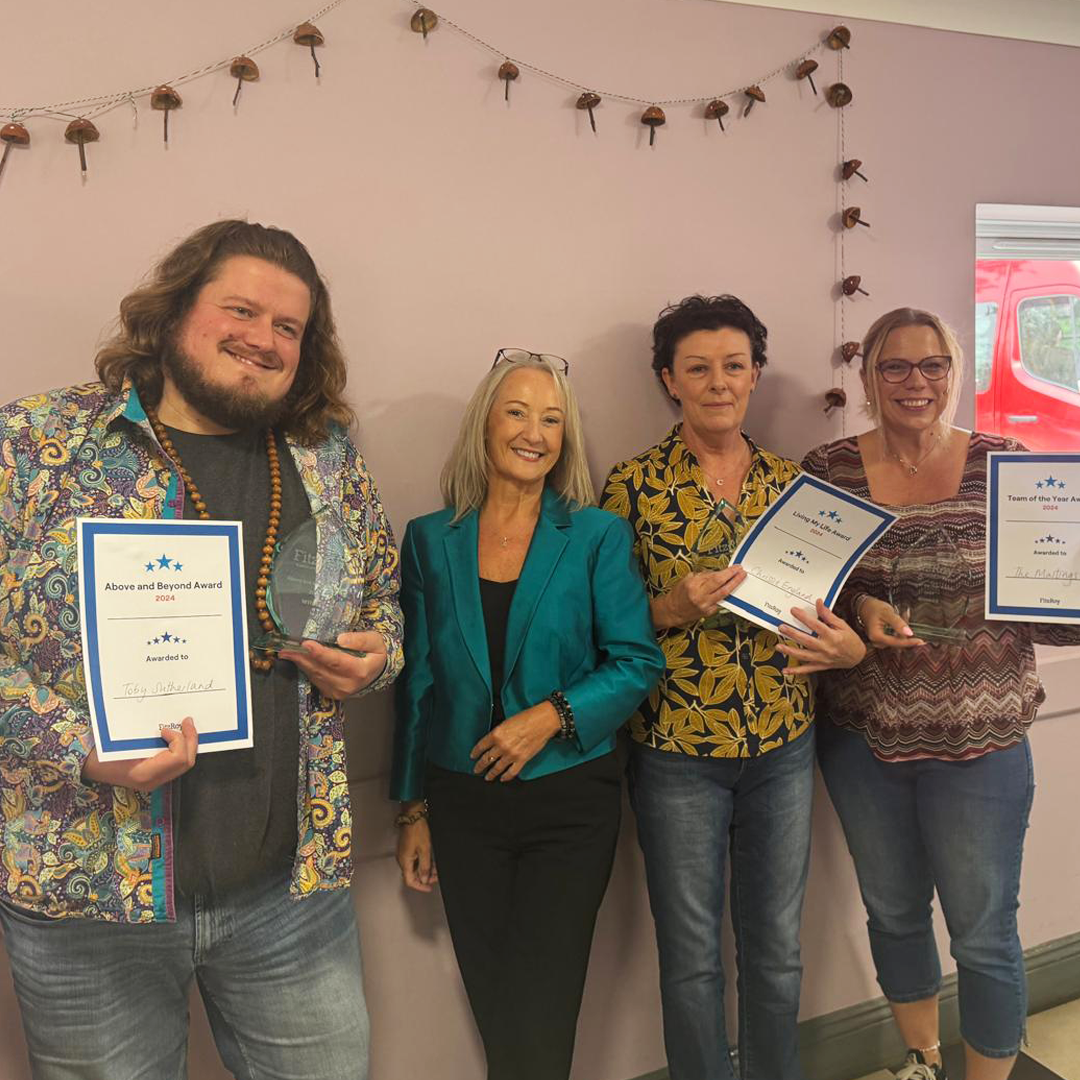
[987,452,1080,623]
[77,519,254,761]
[720,473,898,633]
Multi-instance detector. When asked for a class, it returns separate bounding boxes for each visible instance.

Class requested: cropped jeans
[0,870,369,1080]
[817,723,1034,1059]
[629,729,815,1080]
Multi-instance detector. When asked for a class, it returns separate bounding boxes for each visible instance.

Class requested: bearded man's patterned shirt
[0,381,403,922]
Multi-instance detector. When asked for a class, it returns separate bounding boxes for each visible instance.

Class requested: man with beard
[0,220,403,1080]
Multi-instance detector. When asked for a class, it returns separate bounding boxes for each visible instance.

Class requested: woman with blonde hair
[391,350,664,1080]
[799,307,1080,1080]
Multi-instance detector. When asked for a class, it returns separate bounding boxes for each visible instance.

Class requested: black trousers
[425,752,622,1080]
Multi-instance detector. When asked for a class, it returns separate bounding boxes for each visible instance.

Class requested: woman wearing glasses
[391,349,664,1080]
[800,308,1080,1080]
[601,295,866,1080]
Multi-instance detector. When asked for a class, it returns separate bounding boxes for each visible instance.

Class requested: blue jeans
[0,873,369,1080]
[629,730,815,1080]
[817,724,1034,1059]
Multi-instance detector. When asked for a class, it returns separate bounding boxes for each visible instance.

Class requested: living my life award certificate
[77,519,254,761]
[986,452,1080,623]
[720,473,898,633]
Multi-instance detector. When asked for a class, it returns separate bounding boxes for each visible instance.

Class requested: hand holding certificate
[720,473,897,633]
[78,518,253,762]
[987,452,1080,623]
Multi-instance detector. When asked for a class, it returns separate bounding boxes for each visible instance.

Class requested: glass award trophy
[886,528,974,645]
[688,498,745,630]
[250,508,367,656]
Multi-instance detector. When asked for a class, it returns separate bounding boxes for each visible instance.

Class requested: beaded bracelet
[394,800,429,827]
[548,690,577,742]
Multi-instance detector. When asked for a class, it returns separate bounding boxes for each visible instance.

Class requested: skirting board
[630,930,1080,1080]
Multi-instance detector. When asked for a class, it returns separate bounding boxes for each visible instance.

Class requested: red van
[975,259,1080,449]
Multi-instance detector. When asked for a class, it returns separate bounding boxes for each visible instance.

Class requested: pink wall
[2,2,1079,1077]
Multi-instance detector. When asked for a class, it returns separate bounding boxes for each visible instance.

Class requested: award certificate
[77,518,254,761]
[720,473,897,633]
[986,452,1080,623]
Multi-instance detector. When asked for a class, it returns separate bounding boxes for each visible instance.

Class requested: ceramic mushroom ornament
[641,105,665,146]
[65,119,99,175]
[576,92,601,133]
[294,22,324,78]
[229,56,259,108]
[498,60,519,102]
[151,86,182,143]
[824,388,847,414]
[826,26,852,50]
[840,341,861,363]
[0,122,30,184]
[842,275,869,297]
[705,99,729,131]
[842,158,868,182]
[742,85,766,117]
[410,8,438,39]
[795,59,819,95]
[842,207,871,229]
[827,83,853,108]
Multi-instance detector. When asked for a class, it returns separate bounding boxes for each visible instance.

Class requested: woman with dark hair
[801,307,1080,1080]
[392,352,664,1080]
[601,295,866,1080]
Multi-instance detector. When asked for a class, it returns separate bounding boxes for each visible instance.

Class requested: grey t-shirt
[164,425,311,897]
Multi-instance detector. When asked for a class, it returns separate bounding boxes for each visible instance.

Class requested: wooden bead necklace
[147,410,281,672]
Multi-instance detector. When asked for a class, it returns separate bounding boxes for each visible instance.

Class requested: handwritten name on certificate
[986,452,1080,623]
[720,473,898,633]
[77,519,254,761]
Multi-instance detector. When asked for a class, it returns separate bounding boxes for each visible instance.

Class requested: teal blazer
[391,488,665,801]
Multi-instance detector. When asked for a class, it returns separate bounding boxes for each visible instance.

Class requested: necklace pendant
[908,464,918,476]
[500,536,509,548]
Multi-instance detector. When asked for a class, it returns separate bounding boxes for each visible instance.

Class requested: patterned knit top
[801,432,1080,761]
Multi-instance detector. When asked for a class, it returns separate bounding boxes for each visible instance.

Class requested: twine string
[3,0,830,121]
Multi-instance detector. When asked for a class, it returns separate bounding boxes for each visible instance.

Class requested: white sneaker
[894,1049,947,1080]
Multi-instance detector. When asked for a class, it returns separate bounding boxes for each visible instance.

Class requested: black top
[165,425,311,897]
[479,577,517,725]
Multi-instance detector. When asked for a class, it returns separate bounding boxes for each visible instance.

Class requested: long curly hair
[95,220,355,444]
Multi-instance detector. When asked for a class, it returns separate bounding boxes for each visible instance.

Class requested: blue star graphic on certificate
[1044,476,1058,488]
[1037,481,1044,489]
[818,510,827,518]
[827,510,842,522]
[173,562,183,571]
[157,554,173,569]
[161,631,173,643]
[145,560,156,572]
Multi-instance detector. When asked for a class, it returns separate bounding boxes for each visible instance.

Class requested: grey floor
[852,998,1080,1079]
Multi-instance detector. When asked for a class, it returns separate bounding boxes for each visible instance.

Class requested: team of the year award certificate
[720,473,898,633]
[77,519,254,761]
[987,452,1080,623]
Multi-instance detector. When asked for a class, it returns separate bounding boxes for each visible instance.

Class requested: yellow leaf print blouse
[602,426,813,757]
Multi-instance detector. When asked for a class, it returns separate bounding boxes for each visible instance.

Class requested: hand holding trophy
[251,507,367,657]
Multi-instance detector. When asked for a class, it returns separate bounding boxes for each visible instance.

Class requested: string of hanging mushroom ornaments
[0,0,869,420]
